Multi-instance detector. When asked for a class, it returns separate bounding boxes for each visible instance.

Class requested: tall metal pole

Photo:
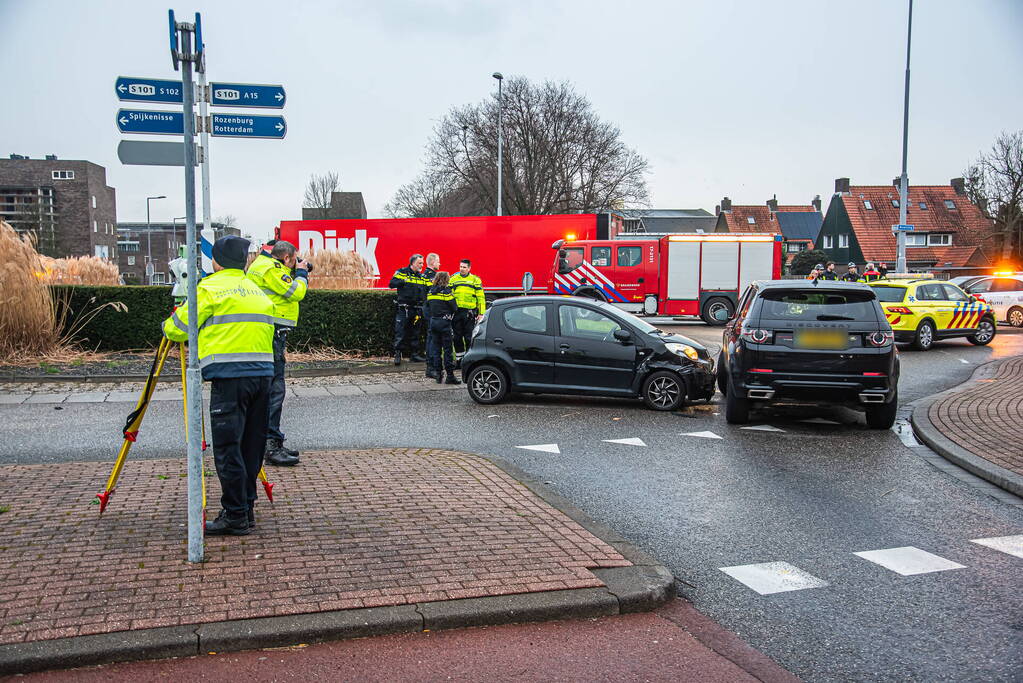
[146,200,152,284]
[493,72,503,216]
[179,22,204,564]
[896,0,913,274]
[198,64,212,240]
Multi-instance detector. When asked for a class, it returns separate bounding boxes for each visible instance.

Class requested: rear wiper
[816,314,855,321]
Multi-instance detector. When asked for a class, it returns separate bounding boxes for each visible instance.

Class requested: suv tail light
[868,331,894,347]
[741,328,771,344]
[887,306,913,315]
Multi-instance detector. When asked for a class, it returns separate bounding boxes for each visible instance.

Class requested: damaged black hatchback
[461,296,715,410]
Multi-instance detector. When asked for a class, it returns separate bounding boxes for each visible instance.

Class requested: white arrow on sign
[119,116,128,126]
[275,92,284,101]
[275,123,284,131]
[117,84,127,93]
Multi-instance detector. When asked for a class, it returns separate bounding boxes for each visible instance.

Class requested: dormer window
[863,200,873,210]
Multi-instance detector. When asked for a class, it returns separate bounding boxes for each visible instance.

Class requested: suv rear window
[872,286,907,303]
[758,289,877,321]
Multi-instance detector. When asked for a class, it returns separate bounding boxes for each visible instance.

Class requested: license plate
[794,330,847,350]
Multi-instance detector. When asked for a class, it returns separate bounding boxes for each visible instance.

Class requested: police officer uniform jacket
[389,267,431,306]
[449,272,486,314]
[163,268,275,380]
[427,285,457,318]
[819,271,839,281]
[246,253,308,327]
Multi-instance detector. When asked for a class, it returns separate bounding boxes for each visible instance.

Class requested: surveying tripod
[95,336,275,514]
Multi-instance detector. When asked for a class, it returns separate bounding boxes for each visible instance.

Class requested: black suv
[718,281,899,428]
[461,296,716,411]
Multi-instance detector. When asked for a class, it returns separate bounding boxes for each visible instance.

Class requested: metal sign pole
[198,62,213,243]
[177,19,205,564]
[896,0,913,274]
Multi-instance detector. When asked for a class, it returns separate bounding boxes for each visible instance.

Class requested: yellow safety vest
[449,273,486,314]
[163,269,275,379]
[246,253,308,327]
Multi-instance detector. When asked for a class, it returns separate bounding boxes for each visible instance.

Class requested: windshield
[757,289,877,321]
[871,286,907,303]
[557,247,584,274]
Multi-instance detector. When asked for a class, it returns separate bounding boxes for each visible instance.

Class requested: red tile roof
[719,205,817,234]
[840,185,997,264]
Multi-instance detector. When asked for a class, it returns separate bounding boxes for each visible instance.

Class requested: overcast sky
[2,0,1021,241]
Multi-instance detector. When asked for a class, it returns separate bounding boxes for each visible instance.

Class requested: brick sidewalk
[927,356,1023,477]
[0,449,630,647]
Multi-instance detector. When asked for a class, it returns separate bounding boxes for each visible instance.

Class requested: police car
[869,279,996,350]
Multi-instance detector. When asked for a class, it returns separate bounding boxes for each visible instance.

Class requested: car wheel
[642,370,685,411]
[573,287,607,302]
[701,297,734,326]
[967,317,996,346]
[724,384,750,424]
[912,320,935,351]
[466,364,508,405]
[1008,307,1023,328]
[865,388,898,430]
[716,352,728,396]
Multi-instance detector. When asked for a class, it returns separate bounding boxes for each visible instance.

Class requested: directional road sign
[116,109,184,135]
[210,113,286,139]
[892,224,915,232]
[210,82,286,108]
[115,76,185,104]
[117,140,193,167]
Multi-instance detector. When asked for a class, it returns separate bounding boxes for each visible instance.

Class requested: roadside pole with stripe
[200,228,215,277]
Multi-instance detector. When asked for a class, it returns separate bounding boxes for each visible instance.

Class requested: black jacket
[426,285,457,319]
[389,266,431,305]
[819,271,839,281]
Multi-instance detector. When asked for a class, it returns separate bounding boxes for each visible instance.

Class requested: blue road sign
[117,109,184,135]
[211,113,286,139]
[168,9,179,70]
[115,76,185,104]
[892,224,915,232]
[210,82,286,108]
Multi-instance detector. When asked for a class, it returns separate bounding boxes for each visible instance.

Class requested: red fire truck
[276,213,620,295]
[549,233,783,324]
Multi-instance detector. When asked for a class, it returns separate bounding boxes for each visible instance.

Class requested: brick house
[817,178,999,275]
[714,196,824,264]
[0,155,117,259]
[117,221,237,284]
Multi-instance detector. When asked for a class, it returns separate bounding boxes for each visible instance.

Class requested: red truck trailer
[549,233,783,324]
[276,213,620,295]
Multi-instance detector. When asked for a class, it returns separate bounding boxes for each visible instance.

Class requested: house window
[863,200,873,210]
[928,233,952,246]
[906,233,926,247]
[93,221,98,233]
[944,199,956,209]
[127,256,135,266]
[823,235,833,249]
[152,273,166,285]
[918,202,927,210]
[839,234,849,248]
[786,243,804,253]
[51,170,75,180]
[891,199,900,208]
[92,196,97,209]
[747,216,756,224]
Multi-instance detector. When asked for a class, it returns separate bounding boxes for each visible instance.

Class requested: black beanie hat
[212,235,250,270]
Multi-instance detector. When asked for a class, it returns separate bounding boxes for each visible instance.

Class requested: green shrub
[50,285,396,354]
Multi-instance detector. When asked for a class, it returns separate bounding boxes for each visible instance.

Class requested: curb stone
[910,358,1023,498]
[0,455,675,675]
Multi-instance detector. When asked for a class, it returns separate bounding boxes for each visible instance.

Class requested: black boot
[445,372,461,385]
[265,439,299,466]
[280,441,300,459]
[206,510,251,536]
[436,371,444,384]
[393,352,402,366]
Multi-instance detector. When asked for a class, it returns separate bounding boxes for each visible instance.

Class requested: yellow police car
[869,279,996,351]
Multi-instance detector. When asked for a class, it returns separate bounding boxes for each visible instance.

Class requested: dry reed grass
[303,249,376,290]
[37,255,120,285]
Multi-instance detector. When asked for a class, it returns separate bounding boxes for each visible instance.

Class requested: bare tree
[388,77,649,217]
[303,171,342,219]
[964,130,1023,263]
[214,214,238,229]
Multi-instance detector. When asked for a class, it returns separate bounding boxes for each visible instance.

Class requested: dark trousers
[267,328,288,441]
[428,317,456,373]
[210,376,271,518]
[452,309,476,355]
[393,304,422,355]
[424,310,436,371]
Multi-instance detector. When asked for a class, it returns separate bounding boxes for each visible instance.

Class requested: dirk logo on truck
[297,229,380,274]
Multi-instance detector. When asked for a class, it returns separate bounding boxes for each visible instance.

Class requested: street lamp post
[896,0,913,274]
[146,195,166,284]
[173,216,186,254]
[492,72,503,217]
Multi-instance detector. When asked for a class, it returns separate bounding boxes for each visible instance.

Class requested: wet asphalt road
[3,327,1022,680]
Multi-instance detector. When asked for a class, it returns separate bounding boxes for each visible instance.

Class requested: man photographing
[247,240,308,466]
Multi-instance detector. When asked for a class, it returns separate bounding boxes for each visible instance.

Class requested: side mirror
[613,329,632,343]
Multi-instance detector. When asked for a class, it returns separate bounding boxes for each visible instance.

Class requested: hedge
[52,285,396,354]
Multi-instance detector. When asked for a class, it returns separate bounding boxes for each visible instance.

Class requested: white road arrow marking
[741,425,786,433]
[681,431,722,439]
[516,444,560,454]
[603,437,647,447]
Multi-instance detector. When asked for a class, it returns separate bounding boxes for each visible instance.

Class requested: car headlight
[665,343,699,361]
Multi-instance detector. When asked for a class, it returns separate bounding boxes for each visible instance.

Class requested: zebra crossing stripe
[970,535,1023,559]
[853,547,965,575]
[719,562,829,595]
